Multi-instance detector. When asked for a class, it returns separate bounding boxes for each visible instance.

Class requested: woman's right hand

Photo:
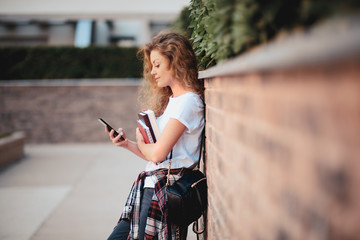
[105,126,128,148]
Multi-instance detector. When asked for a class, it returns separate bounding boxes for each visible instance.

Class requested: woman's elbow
[148,156,163,163]
[147,146,167,163]
[148,154,165,163]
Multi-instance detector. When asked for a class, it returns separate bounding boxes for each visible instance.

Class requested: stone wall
[0,80,141,143]
[201,16,360,240]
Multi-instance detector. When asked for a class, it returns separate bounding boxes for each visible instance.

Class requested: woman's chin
[157,82,166,88]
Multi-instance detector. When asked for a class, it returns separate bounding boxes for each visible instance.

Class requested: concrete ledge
[0,131,26,170]
[199,15,360,79]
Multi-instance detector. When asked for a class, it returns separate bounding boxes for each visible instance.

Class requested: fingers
[109,129,115,138]
[135,127,144,143]
[112,135,121,144]
[118,128,127,139]
[112,133,123,146]
[108,128,127,147]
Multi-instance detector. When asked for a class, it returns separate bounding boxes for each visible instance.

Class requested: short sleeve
[168,94,204,133]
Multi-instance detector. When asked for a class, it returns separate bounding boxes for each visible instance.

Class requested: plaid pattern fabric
[119,168,188,240]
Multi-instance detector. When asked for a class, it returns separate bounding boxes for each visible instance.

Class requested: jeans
[107,187,188,240]
[107,188,155,240]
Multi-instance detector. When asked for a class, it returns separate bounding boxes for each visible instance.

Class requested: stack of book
[137,109,160,144]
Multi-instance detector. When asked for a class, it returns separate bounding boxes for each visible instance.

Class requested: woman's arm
[106,127,147,160]
[136,118,186,163]
[122,139,148,160]
[106,118,186,163]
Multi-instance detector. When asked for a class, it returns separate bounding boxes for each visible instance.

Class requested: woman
[106,32,204,240]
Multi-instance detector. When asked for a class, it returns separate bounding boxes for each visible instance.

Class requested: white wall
[0,0,190,20]
[0,0,189,47]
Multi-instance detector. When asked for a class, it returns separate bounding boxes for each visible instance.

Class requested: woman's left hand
[136,128,145,144]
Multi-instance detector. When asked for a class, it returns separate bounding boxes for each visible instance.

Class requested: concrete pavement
[0,144,197,240]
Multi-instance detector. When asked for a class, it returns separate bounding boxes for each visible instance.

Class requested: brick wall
[202,16,360,240]
[0,80,141,143]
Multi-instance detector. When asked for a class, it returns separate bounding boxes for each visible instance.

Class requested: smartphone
[98,118,125,141]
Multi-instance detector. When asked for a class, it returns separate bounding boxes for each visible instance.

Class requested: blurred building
[0,0,189,47]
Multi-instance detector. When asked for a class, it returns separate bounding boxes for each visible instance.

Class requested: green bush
[174,0,360,69]
[0,46,143,80]
[172,7,194,38]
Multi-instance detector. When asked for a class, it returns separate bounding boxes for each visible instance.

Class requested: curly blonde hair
[138,32,203,117]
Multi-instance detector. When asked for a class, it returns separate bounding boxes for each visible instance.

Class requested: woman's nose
[151,68,156,76]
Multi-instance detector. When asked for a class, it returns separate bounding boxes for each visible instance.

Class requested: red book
[138,110,160,142]
[138,112,156,143]
[137,120,154,144]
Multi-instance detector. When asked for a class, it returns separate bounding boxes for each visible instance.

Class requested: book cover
[143,109,160,141]
[138,112,156,142]
[138,109,160,143]
[137,119,154,144]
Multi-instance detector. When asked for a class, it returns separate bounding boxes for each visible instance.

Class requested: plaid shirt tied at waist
[119,168,190,240]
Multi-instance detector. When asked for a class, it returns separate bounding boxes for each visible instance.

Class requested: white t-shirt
[144,92,204,188]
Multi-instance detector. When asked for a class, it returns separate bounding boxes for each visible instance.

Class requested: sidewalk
[0,144,197,240]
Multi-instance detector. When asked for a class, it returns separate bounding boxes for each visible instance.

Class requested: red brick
[204,59,360,239]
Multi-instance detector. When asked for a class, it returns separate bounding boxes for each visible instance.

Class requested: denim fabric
[107,219,130,240]
[139,188,155,240]
[107,188,154,240]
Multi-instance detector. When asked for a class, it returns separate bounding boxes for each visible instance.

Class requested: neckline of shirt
[170,91,197,100]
